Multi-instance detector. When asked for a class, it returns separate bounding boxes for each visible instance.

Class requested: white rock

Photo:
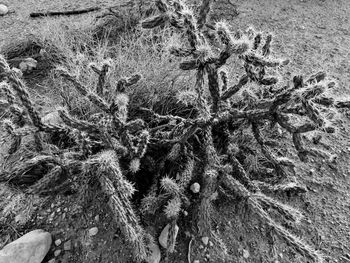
[0,229,52,263]
[42,111,64,126]
[54,239,62,246]
[19,58,37,73]
[88,227,98,237]
[201,236,209,246]
[146,243,161,263]
[190,182,200,193]
[243,249,250,259]
[0,4,8,16]
[158,223,179,249]
[329,154,337,163]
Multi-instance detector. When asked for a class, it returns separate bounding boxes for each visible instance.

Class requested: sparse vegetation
[1,0,350,262]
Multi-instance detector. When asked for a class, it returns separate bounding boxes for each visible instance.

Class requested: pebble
[48,259,55,263]
[201,236,209,246]
[190,183,200,193]
[193,260,200,263]
[94,215,100,222]
[19,58,38,73]
[54,250,61,257]
[159,224,179,249]
[329,154,337,163]
[88,227,99,237]
[64,240,72,251]
[54,239,62,246]
[243,249,250,259]
[0,4,8,16]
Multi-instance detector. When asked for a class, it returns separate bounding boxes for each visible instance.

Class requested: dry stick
[30,7,101,18]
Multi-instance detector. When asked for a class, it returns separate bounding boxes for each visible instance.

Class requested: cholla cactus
[1,0,350,262]
[137,0,350,261]
[0,52,152,262]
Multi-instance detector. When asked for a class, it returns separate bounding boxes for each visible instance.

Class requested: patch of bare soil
[1,0,350,263]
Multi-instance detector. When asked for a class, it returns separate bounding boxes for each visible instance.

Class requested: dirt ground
[1,0,350,262]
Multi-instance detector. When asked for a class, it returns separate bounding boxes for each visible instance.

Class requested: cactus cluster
[0,55,152,261]
[1,0,350,262]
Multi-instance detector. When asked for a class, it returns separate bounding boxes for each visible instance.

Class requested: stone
[243,249,250,259]
[94,215,100,222]
[42,111,65,127]
[193,260,200,263]
[0,229,52,263]
[63,240,71,251]
[0,4,8,16]
[190,183,200,193]
[54,250,61,257]
[54,239,62,246]
[146,243,161,263]
[329,154,337,163]
[201,236,209,246]
[48,259,55,263]
[88,227,98,237]
[158,224,179,249]
[19,58,37,73]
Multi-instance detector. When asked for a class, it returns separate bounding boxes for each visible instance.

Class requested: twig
[187,237,194,263]
[30,7,101,18]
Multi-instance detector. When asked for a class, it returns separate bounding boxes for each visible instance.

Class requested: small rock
[158,224,179,249]
[201,236,209,246]
[42,111,65,127]
[329,154,337,163]
[209,241,214,247]
[146,243,161,263]
[190,183,200,193]
[19,58,37,73]
[54,250,61,257]
[88,227,98,237]
[94,215,100,222]
[48,259,55,263]
[243,249,250,259]
[193,260,200,263]
[14,213,27,225]
[54,239,62,246]
[0,229,51,263]
[63,240,72,251]
[0,4,8,16]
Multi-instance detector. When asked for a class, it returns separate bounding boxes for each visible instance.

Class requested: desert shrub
[1,0,350,262]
